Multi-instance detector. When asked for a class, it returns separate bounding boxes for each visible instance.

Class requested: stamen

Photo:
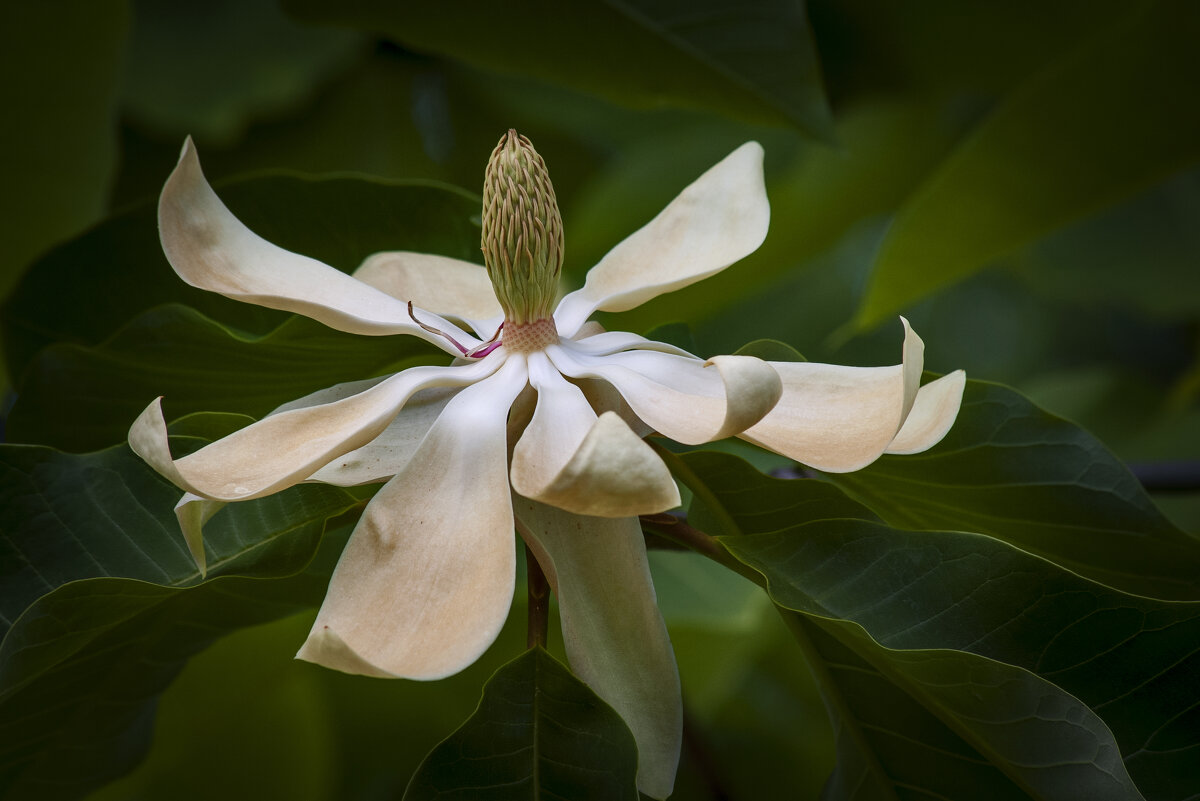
[407,301,469,356]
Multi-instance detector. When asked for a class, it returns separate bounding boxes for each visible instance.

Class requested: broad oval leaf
[0,441,359,800]
[856,0,1200,329]
[827,379,1200,601]
[404,647,640,801]
[282,0,834,139]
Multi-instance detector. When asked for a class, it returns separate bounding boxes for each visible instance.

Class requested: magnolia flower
[129,131,963,799]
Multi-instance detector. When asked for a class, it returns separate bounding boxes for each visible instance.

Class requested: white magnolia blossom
[129,134,964,799]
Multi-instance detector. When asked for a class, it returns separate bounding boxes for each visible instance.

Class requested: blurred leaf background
[2,0,1198,798]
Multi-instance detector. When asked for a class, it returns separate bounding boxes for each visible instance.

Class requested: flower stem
[525,545,550,649]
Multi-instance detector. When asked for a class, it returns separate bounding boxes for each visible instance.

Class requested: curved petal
[174,492,223,575]
[514,499,682,800]
[548,346,781,445]
[510,353,679,517]
[160,138,478,354]
[129,354,504,502]
[554,142,769,337]
[353,251,504,337]
[886,369,966,454]
[562,330,696,358]
[307,386,457,486]
[296,357,530,679]
[740,318,926,472]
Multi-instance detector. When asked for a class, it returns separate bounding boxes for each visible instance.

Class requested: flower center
[481,129,564,326]
[503,317,559,353]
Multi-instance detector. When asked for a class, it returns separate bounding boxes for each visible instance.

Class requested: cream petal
[296,357,530,679]
[514,499,682,800]
[129,354,504,502]
[886,369,966,454]
[174,492,223,575]
[510,353,679,517]
[741,318,927,472]
[159,138,478,354]
[562,330,696,358]
[353,251,505,337]
[553,142,769,337]
[307,386,457,486]
[547,345,781,445]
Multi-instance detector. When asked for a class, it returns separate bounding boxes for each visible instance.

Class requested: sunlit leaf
[404,648,639,801]
[856,0,1200,329]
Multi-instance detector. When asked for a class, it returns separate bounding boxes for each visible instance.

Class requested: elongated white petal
[296,357,530,679]
[562,330,696,358]
[353,251,504,337]
[308,387,457,486]
[514,499,682,800]
[554,142,769,337]
[160,138,478,354]
[510,353,679,517]
[548,346,781,445]
[129,355,504,502]
[886,369,966,454]
[741,318,927,472]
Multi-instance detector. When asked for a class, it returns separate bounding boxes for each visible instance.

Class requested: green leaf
[2,173,480,383]
[855,0,1200,329]
[404,648,639,801]
[0,442,359,799]
[6,304,441,452]
[0,0,127,305]
[734,338,806,362]
[282,0,834,139]
[722,519,1199,801]
[827,379,1200,601]
[784,615,1144,801]
[122,0,364,145]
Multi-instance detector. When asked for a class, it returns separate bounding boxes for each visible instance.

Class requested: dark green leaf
[282,0,834,139]
[2,173,480,382]
[6,305,441,452]
[857,0,1200,329]
[784,615,1144,801]
[722,520,1200,801]
[122,0,364,144]
[0,442,359,799]
[404,648,639,801]
[0,0,127,304]
[827,379,1200,601]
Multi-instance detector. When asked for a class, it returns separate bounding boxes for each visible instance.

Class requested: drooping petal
[741,318,927,472]
[514,499,682,800]
[159,138,478,354]
[129,355,504,502]
[510,352,679,517]
[296,356,530,679]
[553,142,769,337]
[886,369,966,454]
[353,251,504,337]
[174,492,223,575]
[548,345,782,445]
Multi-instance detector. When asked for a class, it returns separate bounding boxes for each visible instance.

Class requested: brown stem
[525,545,550,649]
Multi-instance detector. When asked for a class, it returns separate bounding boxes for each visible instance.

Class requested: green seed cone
[481,130,564,325]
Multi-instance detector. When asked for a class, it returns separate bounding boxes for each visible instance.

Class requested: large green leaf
[785,615,1143,801]
[6,304,440,452]
[722,520,1199,801]
[828,379,1200,601]
[282,0,834,139]
[404,647,639,801]
[0,441,360,799]
[1,173,480,383]
[122,0,364,144]
[0,0,127,306]
[855,0,1200,329]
